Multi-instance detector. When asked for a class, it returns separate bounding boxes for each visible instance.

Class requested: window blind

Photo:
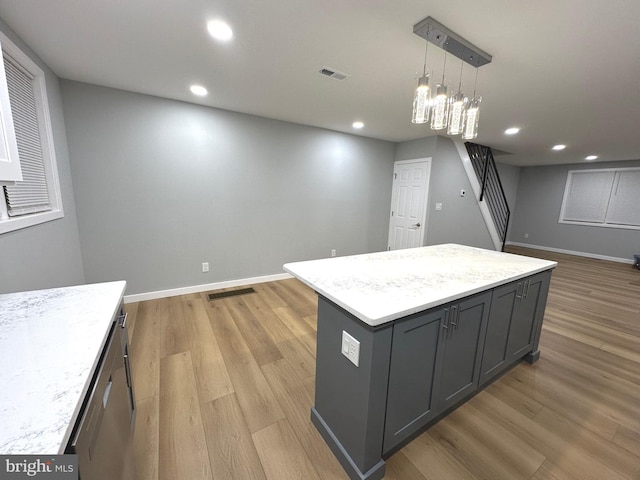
[560,167,640,229]
[2,51,51,217]
[605,170,640,226]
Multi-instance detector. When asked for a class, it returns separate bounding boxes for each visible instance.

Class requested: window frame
[0,31,63,234]
[558,166,640,231]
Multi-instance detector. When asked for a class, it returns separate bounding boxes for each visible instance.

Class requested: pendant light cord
[472,68,479,97]
[457,60,464,91]
[422,30,429,76]
[441,53,447,83]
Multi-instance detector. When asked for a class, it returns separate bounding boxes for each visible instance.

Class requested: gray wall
[510,159,640,260]
[395,136,494,250]
[0,18,84,294]
[61,81,395,295]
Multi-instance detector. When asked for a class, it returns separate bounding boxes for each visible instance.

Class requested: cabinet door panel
[508,276,543,358]
[435,292,491,411]
[479,282,520,386]
[383,308,443,453]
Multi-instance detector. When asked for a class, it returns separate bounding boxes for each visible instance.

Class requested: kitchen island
[0,281,136,479]
[284,244,557,480]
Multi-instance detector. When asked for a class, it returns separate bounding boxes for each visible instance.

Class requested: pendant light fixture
[431,53,449,130]
[411,38,431,124]
[447,60,468,135]
[462,69,481,140]
[410,16,492,138]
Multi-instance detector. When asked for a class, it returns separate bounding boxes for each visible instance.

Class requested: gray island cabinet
[284,244,556,480]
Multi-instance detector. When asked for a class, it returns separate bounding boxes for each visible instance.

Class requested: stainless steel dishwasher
[66,307,136,480]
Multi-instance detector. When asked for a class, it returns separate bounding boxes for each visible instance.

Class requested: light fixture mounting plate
[413,16,492,67]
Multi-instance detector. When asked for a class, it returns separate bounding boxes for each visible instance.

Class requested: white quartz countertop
[0,281,126,454]
[284,244,557,326]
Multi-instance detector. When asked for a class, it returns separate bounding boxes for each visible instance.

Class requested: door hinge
[391,211,394,216]
[394,172,397,179]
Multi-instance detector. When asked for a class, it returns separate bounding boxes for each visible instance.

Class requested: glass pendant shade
[431,84,449,130]
[411,75,430,124]
[462,97,481,140]
[447,91,467,135]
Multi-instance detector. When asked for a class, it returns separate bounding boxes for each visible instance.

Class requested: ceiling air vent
[319,67,350,81]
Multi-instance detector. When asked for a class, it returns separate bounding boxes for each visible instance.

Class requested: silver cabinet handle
[523,280,530,300]
[119,312,128,329]
[123,354,132,388]
[516,282,524,300]
[442,308,449,330]
[450,305,458,330]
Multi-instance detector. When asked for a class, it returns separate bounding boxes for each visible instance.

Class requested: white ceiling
[0,0,639,166]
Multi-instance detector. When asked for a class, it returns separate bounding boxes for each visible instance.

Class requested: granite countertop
[284,244,557,326]
[0,281,127,454]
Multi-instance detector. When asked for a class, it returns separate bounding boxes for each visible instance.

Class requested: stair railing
[464,142,510,251]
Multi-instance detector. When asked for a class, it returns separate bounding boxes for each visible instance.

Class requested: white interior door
[388,158,431,250]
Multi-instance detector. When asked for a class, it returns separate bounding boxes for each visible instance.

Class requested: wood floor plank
[612,424,640,457]
[159,299,190,359]
[382,451,428,480]
[429,402,545,480]
[200,393,267,480]
[469,390,629,480]
[130,300,161,400]
[158,352,212,480]
[252,419,322,480]
[532,406,640,480]
[221,295,284,366]
[265,279,318,317]
[133,395,159,480]
[240,292,316,381]
[204,301,285,433]
[261,358,347,480]
[182,298,234,403]
[401,431,479,480]
[272,305,317,358]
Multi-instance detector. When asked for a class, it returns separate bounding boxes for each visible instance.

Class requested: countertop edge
[284,260,557,327]
[58,280,127,454]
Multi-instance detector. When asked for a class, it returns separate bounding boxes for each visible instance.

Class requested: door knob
[411,223,421,228]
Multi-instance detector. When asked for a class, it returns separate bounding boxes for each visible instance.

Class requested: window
[0,32,63,234]
[559,167,640,230]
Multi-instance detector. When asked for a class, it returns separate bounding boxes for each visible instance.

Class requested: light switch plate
[435,202,443,211]
[341,330,360,367]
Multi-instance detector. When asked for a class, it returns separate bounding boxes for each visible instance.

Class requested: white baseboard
[506,241,634,265]
[123,272,294,303]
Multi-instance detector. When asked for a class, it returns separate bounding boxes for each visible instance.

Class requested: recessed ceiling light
[504,127,520,135]
[207,20,233,41]
[190,85,208,96]
[552,144,566,151]
[585,155,598,161]
[352,121,364,129]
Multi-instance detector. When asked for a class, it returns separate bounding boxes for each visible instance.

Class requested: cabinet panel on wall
[383,308,444,453]
[433,291,491,411]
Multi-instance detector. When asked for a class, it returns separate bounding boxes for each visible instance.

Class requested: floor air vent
[207,287,256,301]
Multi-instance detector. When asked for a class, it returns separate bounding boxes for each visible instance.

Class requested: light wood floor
[125,247,640,480]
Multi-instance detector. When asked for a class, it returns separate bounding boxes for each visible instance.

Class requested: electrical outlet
[202,262,209,273]
[435,202,443,211]
[524,233,529,239]
[341,330,360,367]
[460,189,466,197]
[331,249,337,257]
